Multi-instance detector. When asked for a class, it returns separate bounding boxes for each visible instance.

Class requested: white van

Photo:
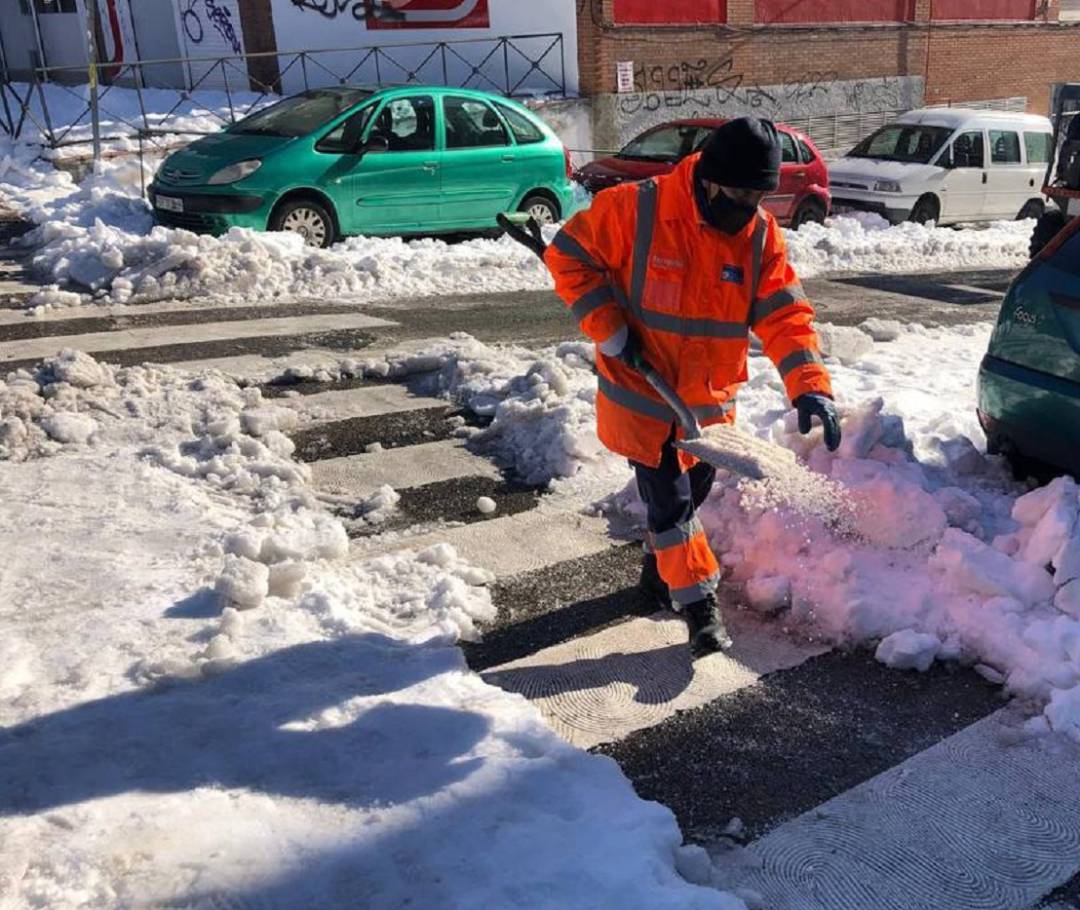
[828,108,1053,225]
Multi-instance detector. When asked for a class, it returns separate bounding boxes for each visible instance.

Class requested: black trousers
[631,430,717,594]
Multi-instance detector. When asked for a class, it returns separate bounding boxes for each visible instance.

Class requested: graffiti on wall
[613,57,916,133]
[604,61,922,148]
[290,0,365,19]
[181,0,243,53]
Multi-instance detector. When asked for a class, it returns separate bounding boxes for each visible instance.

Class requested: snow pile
[5,118,1031,309]
[340,333,610,487]
[404,323,1080,738]
[6,81,269,153]
[0,347,744,907]
[787,213,1031,278]
[29,223,550,307]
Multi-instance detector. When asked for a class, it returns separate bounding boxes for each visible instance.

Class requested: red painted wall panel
[612,0,726,24]
[756,0,913,23]
[930,0,1035,19]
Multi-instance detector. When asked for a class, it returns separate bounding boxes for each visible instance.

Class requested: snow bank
[788,212,1031,278]
[356,324,1080,742]
[6,81,269,153]
[5,111,1030,310]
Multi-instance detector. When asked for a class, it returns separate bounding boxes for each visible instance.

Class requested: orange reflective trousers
[545,153,832,602]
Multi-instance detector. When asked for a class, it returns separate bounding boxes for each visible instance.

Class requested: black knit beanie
[696,118,782,191]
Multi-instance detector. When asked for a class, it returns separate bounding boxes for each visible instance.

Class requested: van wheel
[519,195,559,225]
[271,198,335,248]
[791,198,826,230]
[1029,210,1067,257]
[908,195,940,225]
[1017,199,1045,221]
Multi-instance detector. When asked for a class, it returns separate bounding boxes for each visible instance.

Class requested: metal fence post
[84,0,102,169]
[502,39,510,95]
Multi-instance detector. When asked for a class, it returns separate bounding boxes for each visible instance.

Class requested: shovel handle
[499,213,702,441]
[640,365,702,441]
[496,212,546,260]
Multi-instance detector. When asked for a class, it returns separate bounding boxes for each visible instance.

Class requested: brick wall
[576,0,1080,116]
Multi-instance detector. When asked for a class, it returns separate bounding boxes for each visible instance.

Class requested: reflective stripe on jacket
[544,153,832,468]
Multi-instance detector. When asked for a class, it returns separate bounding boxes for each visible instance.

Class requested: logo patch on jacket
[721,264,744,285]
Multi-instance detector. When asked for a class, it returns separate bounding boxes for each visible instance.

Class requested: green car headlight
[874,179,902,193]
[207,159,262,185]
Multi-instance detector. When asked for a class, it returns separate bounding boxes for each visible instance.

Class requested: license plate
[156,195,183,213]
[832,204,854,214]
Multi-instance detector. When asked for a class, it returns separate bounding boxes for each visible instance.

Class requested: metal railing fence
[0,33,567,149]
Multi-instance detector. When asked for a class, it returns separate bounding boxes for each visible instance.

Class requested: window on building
[930,0,1035,20]
[494,102,544,145]
[990,130,1022,164]
[1024,132,1053,165]
[612,0,725,24]
[757,0,912,24]
[444,96,509,150]
[34,0,77,12]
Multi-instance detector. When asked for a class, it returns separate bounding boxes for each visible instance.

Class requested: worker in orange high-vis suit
[545,117,841,659]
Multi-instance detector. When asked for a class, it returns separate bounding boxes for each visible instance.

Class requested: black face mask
[707,188,758,235]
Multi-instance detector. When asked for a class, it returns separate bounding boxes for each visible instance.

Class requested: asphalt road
[359,268,1012,349]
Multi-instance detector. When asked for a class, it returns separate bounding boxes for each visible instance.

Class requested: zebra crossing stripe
[482,608,828,749]
[0,312,397,363]
[281,385,449,425]
[309,439,501,496]
[353,504,614,577]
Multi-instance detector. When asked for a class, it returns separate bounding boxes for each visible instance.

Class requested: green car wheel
[521,194,559,225]
[272,198,335,248]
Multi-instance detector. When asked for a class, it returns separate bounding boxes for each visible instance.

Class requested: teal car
[978,215,1080,475]
[149,85,576,247]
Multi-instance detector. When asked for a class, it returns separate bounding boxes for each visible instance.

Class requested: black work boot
[684,594,734,658]
[639,552,672,609]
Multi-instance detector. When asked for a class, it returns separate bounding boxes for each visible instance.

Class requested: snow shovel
[498,211,807,483]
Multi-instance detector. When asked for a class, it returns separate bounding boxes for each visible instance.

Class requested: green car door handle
[422,162,439,172]
[502,154,515,162]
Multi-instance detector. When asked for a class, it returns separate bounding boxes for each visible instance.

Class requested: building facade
[0,1,579,98]
[577,0,1080,154]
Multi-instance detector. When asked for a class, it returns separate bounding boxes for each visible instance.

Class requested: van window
[780,132,798,163]
[848,124,952,164]
[1024,132,1053,164]
[797,138,815,165]
[989,130,1022,164]
[943,131,985,169]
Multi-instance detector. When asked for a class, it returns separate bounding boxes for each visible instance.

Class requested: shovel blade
[674,424,798,482]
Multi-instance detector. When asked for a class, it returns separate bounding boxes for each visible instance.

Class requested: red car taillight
[564,147,573,180]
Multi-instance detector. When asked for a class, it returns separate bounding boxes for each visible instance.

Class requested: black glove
[616,327,649,373]
[794,393,841,452]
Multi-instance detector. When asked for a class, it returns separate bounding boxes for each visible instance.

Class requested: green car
[978,216,1080,475]
[148,85,577,247]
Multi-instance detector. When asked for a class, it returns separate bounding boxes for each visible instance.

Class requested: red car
[574,118,831,229]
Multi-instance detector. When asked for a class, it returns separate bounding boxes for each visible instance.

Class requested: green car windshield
[232,89,373,138]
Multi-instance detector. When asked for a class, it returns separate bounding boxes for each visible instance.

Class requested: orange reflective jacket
[545,153,832,468]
